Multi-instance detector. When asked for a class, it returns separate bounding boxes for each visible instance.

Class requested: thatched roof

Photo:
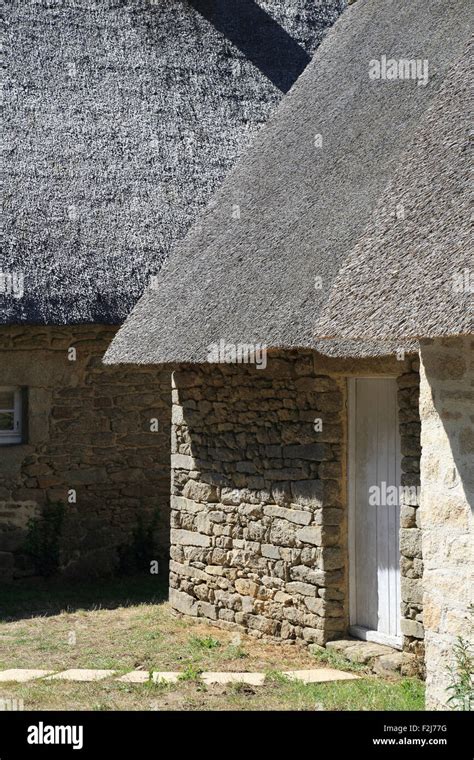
[105,0,470,365]
[2,0,342,325]
[315,45,472,343]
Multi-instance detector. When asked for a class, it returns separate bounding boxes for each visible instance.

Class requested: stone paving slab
[325,638,360,654]
[283,668,359,683]
[46,669,116,682]
[201,672,266,686]
[324,638,414,675]
[0,669,54,683]
[0,666,360,685]
[326,639,396,665]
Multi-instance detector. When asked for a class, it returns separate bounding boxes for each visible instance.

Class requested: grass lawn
[0,575,425,711]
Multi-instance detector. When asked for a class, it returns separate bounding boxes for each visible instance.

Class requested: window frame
[0,386,24,445]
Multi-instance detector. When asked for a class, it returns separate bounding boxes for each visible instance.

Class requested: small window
[0,387,24,445]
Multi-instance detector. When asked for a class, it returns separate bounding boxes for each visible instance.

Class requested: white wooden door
[348,378,402,649]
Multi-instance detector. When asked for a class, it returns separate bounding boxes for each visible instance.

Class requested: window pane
[0,412,15,431]
[0,391,14,409]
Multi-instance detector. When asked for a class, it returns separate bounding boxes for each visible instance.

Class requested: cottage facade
[106,0,471,710]
[2,0,470,713]
[315,45,472,708]
[1,0,341,579]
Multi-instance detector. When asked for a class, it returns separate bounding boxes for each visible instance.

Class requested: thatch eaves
[105,0,470,365]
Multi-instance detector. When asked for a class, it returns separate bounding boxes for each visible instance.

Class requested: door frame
[347,377,403,650]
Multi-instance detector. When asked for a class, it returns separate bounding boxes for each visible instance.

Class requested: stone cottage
[0,1,342,579]
[314,46,472,709]
[105,0,471,709]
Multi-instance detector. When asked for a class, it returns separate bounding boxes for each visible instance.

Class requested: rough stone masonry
[419,336,474,709]
[0,326,170,581]
[169,348,423,660]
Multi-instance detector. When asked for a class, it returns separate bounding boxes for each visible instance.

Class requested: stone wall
[169,350,347,644]
[0,326,171,581]
[169,349,419,648]
[419,336,474,709]
[398,358,424,665]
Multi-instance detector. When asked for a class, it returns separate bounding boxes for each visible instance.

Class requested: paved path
[0,668,359,685]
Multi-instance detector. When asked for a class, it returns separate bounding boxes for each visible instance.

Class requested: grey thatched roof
[315,45,472,343]
[2,0,342,325]
[105,0,471,365]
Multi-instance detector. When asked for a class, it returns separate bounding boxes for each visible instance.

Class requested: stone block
[235,578,259,597]
[302,628,325,645]
[171,495,205,514]
[245,614,278,636]
[283,444,333,461]
[291,480,324,507]
[401,577,423,605]
[373,652,406,675]
[321,548,344,570]
[286,581,317,597]
[296,526,323,546]
[271,483,292,506]
[263,504,312,525]
[182,480,218,503]
[169,588,198,616]
[400,618,424,639]
[261,544,281,560]
[171,453,196,471]
[170,529,211,548]
[303,597,324,615]
[399,528,422,559]
[269,519,296,547]
[198,601,218,620]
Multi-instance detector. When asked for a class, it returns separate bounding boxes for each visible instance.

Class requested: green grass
[188,635,221,651]
[0,575,425,711]
[261,672,424,711]
[178,664,204,682]
[310,647,368,673]
[0,576,319,673]
[0,675,424,712]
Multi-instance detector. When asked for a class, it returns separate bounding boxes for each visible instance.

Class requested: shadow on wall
[169,351,348,645]
[0,327,172,585]
[421,337,474,513]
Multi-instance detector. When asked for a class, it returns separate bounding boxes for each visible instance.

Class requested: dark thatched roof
[2,0,343,324]
[315,45,472,343]
[105,0,471,365]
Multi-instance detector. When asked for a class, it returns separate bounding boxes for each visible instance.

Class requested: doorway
[348,377,402,649]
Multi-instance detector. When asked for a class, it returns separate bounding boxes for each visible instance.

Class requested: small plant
[24,502,65,576]
[143,671,171,691]
[264,669,290,685]
[447,607,474,711]
[310,646,367,673]
[189,635,221,650]
[178,663,203,682]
